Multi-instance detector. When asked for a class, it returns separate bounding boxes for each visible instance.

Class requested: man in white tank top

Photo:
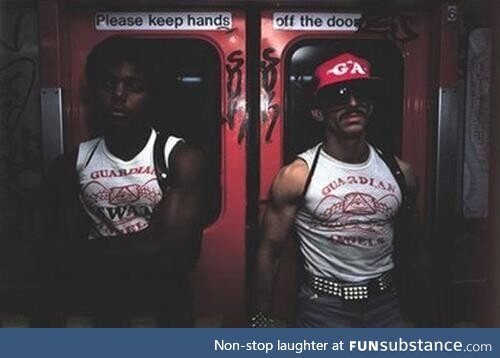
[252,53,418,327]
[43,37,204,327]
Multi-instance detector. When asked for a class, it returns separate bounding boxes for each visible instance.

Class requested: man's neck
[322,134,369,164]
[104,125,151,161]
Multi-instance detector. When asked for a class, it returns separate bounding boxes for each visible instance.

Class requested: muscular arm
[398,159,432,267]
[396,158,418,207]
[254,160,308,313]
[396,158,421,248]
[87,143,205,274]
[150,142,205,271]
[395,158,434,323]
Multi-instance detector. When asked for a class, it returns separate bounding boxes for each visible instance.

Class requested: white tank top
[295,143,402,282]
[76,129,183,240]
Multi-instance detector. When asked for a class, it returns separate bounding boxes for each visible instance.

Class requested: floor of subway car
[0,314,161,328]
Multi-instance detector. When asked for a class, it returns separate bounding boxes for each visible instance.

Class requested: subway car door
[259,8,435,324]
[40,2,247,327]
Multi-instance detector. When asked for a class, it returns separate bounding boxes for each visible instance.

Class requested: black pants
[295,283,404,328]
[56,272,192,327]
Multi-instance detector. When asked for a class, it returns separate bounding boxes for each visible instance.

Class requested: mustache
[340,108,367,120]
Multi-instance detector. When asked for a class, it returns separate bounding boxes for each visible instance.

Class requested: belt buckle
[342,283,369,300]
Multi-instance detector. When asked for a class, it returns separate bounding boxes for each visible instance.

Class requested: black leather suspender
[299,145,322,204]
[153,130,170,193]
[373,147,409,213]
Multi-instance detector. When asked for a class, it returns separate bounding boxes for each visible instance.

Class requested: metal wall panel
[41,87,64,169]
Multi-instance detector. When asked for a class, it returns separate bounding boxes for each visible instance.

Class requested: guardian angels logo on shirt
[80,177,162,236]
[308,174,401,248]
[326,60,368,77]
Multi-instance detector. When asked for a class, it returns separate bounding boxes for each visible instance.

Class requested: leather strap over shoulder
[373,146,409,214]
[300,145,322,204]
[154,130,170,193]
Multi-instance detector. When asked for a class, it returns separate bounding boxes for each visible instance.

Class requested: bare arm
[254,160,308,313]
[110,143,204,270]
[398,159,433,270]
[396,158,418,207]
[395,158,435,324]
[395,157,422,258]
[396,158,421,248]
[151,142,205,271]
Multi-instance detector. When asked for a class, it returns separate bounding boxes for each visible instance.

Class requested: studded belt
[308,270,395,301]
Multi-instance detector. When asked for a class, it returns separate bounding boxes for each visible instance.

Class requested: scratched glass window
[157,39,221,225]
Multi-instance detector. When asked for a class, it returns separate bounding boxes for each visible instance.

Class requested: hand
[249,311,287,328]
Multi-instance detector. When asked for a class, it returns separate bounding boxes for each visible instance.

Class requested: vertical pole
[433,1,459,326]
[246,5,261,318]
[486,0,500,327]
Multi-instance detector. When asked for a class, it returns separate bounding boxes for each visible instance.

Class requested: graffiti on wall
[225,49,249,144]
[261,47,280,142]
[0,9,41,243]
[225,50,244,128]
[357,12,419,43]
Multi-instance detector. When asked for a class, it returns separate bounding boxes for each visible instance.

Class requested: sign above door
[273,12,361,31]
[95,12,232,31]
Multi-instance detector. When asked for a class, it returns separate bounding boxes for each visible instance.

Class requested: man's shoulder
[77,136,102,153]
[169,142,204,184]
[372,145,418,195]
[271,159,309,204]
[278,159,309,183]
[395,157,418,195]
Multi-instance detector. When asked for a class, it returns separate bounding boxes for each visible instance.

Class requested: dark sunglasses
[317,82,379,109]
